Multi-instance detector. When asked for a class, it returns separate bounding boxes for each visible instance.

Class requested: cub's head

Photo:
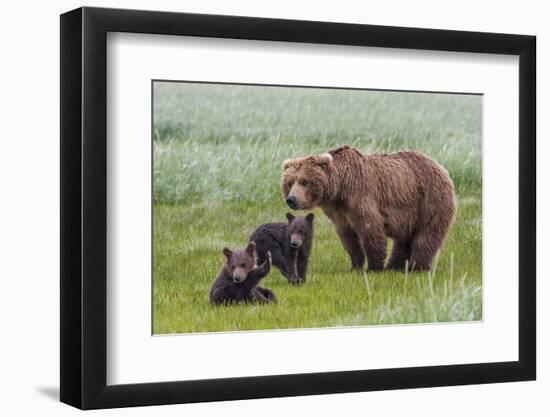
[281,153,333,210]
[222,242,257,283]
[286,212,314,249]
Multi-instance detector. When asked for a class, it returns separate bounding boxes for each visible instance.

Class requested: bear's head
[281,153,333,210]
[286,212,314,249]
[222,241,257,283]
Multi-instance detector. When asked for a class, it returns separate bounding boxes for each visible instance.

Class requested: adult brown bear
[281,146,456,272]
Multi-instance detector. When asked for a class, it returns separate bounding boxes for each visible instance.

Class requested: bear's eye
[299,179,309,186]
[240,263,245,268]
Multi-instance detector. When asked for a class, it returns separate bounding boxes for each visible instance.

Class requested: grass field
[153,82,482,334]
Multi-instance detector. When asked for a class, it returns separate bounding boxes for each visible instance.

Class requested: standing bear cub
[250,213,314,284]
[210,242,275,305]
[281,146,456,272]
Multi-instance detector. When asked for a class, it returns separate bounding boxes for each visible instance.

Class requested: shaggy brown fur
[281,146,457,272]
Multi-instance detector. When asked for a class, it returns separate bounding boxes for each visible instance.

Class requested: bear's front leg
[238,252,273,296]
[250,251,272,280]
[334,223,366,271]
[271,249,299,282]
[252,286,277,303]
[355,219,387,272]
[324,207,365,271]
[296,250,309,282]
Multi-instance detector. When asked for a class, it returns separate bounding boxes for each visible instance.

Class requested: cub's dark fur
[250,213,314,283]
[210,242,275,305]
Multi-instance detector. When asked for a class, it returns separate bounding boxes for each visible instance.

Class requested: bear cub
[210,241,275,305]
[250,213,314,284]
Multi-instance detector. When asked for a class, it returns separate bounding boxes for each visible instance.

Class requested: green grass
[152,82,482,334]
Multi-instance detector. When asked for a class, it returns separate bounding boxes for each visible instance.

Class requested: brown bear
[281,146,456,272]
[209,242,275,305]
[250,213,314,284]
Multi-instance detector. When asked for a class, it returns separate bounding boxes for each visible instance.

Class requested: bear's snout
[290,238,302,249]
[232,269,247,283]
[286,196,298,209]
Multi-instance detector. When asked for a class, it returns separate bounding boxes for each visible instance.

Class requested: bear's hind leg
[385,239,411,271]
[252,287,276,303]
[258,286,276,302]
[409,226,444,271]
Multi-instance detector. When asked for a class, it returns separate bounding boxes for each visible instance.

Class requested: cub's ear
[312,153,333,166]
[223,247,233,259]
[306,213,315,223]
[245,241,256,257]
[286,212,295,223]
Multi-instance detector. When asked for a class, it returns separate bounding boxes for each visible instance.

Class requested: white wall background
[0,0,545,415]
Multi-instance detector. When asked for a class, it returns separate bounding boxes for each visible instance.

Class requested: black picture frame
[60,6,536,410]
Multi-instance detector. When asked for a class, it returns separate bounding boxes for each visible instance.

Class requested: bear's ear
[223,247,233,259]
[286,212,295,223]
[306,213,315,223]
[312,153,333,166]
[245,241,256,257]
[282,159,294,170]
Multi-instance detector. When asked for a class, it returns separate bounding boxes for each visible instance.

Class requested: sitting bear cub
[210,241,275,305]
[250,213,314,284]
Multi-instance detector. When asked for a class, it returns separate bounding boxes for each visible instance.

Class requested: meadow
[153,82,482,334]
